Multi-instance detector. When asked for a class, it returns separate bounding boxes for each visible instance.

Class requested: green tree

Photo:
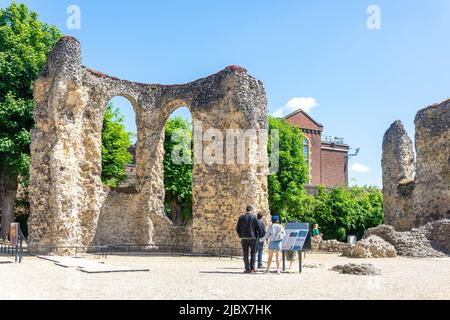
[163,117,193,225]
[268,116,310,219]
[285,185,384,241]
[101,103,133,188]
[0,2,61,238]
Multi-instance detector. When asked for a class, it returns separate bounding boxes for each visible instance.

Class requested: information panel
[282,223,310,251]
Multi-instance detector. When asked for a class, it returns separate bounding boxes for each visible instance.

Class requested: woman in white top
[263,215,286,274]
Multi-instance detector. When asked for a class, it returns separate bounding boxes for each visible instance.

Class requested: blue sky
[3,0,449,187]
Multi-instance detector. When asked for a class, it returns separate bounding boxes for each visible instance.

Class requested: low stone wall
[312,236,397,259]
[93,189,140,246]
[93,188,191,249]
[312,239,348,253]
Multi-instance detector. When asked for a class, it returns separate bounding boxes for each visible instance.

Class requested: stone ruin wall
[27,36,270,255]
[414,101,450,226]
[382,121,416,230]
[382,99,450,231]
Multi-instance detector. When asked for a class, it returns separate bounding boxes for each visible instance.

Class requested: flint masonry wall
[382,100,450,231]
[382,121,416,230]
[27,36,270,255]
[414,100,450,226]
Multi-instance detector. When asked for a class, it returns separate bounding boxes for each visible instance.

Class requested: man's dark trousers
[256,240,264,268]
[241,239,257,271]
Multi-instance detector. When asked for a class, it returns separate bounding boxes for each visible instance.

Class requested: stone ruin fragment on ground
[330,263,381,276]
[364,220,450,258]
[341,236,397,258]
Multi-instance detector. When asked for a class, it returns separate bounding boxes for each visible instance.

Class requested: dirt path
[1,253,449,300]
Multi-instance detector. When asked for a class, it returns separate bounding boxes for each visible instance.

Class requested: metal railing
[0,229,24,263]
[28,241,244,260]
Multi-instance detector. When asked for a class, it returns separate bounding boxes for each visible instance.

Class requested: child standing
[264,215,286,274]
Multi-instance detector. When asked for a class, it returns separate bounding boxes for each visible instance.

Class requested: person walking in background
[256,212,267,269]
[236,206,264,273]
[264,215,286,274]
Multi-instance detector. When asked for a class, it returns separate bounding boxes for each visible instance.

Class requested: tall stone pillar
[28,36,88,254]
[382,120,416,231]
[414,100,450,225]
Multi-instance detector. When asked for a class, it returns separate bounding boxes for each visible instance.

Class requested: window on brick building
[303,137,312,185]
[303,137,310,164]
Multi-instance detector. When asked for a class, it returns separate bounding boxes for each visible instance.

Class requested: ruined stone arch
[28,36,270,255]
[161,103,193,226]
[104,94,140,116]
[164,99,191,115]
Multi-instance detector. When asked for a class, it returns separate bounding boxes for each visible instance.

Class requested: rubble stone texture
[382,100,450,231]
[414,100,450,226]
[27,36,270,255]
[341,236,397,258]
[364,221,450,258]
[311,239,348,253]
[330,263,381,276]
[382,121,416,231]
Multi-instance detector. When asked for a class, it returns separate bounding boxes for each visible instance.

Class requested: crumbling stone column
[382,120,416,231]
[28,37,89,254]
[414,100,450,225]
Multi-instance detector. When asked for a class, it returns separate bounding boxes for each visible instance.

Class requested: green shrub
[277,185,384,241]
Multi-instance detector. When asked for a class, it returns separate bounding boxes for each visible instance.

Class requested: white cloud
[272,97,319,118]
[285,97,318,113]
[350,163,371,173]
[272,109,284,118]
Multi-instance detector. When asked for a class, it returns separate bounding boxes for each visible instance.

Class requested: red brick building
[284,109,350,188]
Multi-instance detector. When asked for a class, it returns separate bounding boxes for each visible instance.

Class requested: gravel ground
[1,253,449,300]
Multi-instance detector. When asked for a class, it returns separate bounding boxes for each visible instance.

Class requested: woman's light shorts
[268,240,283,251]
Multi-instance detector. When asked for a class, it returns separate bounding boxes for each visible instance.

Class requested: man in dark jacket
[236,206,264,273]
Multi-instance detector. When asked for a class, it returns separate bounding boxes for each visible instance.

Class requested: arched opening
[163,106,193,226]
[101,96,137,189]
